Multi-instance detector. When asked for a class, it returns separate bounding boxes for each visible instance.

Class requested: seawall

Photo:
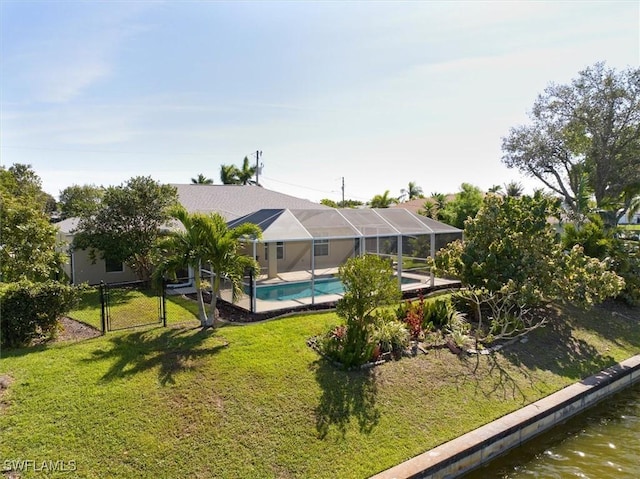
[371,354,640,479]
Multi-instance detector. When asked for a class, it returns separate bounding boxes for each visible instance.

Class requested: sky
[1,1,638,204]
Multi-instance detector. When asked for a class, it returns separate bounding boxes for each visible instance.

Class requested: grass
[1,303,639,478]
[68,287,200,331]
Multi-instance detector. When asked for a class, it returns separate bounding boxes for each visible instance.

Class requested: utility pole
[341,177,345,206]
[255,150,263,185]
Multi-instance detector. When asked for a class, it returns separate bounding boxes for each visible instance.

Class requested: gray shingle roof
[172,184,328,221]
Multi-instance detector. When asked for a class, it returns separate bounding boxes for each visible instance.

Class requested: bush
[0,280,79,348]
[371,315,409,358]
[397,295,458,339]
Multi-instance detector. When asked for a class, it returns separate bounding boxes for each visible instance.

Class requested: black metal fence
[99,280,166,333]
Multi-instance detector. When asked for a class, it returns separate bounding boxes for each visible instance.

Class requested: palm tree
[487,185,503,194]
[220,164,240,185]
[400,181,424,201]
[155,207,262,328]
[418,199,436,218]
[430,192,448,211]
[369,190,398,208]
[504,181,524,197]
[201,214,262,326]
[237,156,257,185]
[191,173,214,185]
[154,206,215,326]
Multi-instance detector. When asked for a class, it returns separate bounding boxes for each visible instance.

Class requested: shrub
[332,255,401,367]
[371,315,409,358]
[423,297,456,331]
[396,297,424,340]
[0,280,79,348]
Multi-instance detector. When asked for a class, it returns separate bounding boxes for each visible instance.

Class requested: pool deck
[167,269,461,315]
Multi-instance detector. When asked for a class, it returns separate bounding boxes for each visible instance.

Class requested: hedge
[0,280,79,348]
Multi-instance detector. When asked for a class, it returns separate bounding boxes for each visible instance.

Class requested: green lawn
[1,304,639,478]
[68,287,200,331]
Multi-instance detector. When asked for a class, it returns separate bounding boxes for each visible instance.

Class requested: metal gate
[99,280,166,332]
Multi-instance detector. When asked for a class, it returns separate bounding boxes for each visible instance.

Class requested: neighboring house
[55,217,138,285]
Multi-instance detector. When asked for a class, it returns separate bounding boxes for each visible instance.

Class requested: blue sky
[1,1,638,203]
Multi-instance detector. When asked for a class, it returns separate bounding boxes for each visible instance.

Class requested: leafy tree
[431,194,624,308]
[74,177,178,281]
[0,166,64,282]
[369,190,398,208]
[401,181,424,201]
[502,62,640,226]
[334,255,401,367]
[58,184,104,219]
[320,198,338,208]
[1,163,55,214]
[191,174,214,184]
[562,215,640,305]
[439,183,484,229]
[320,198,364,208]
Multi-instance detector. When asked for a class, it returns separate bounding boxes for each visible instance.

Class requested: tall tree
[504,181,524,197]
[58,184,104,219]
[154,206,217,326]
[201,214,261,327]
[74,177,178,281]
[237,156,257,185]
[220,164,240,185]
[400,181,424,201]
[369,190,398,208]
[191,174,214,185]
[439,183,484,229]
[502,62,640,226]
[432,194,623,308]
[0,166,64,281]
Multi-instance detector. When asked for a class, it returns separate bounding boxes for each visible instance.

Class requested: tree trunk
[204,271,220,328]
[193,266,208,327]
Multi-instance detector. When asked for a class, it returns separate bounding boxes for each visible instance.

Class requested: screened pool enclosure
[214,208,462,314]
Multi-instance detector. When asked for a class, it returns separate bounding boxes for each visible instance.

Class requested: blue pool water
[253,276,420,302]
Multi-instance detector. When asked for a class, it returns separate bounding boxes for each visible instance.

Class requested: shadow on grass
[86,327,227,385]
[312,360,380,439]
[500,308,617,381]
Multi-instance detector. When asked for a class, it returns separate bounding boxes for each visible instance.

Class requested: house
[56,217,139,285]
[56,185,328,285]
[57,184,462,314]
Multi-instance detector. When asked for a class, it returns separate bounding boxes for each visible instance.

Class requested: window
[105,257,124,273]
[264,242,284,260]
[314,239,329,257]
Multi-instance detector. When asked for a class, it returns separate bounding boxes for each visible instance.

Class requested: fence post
[99,281,107,334]
[161,278,167,327]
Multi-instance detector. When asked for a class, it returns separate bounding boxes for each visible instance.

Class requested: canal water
[463,383,640,478]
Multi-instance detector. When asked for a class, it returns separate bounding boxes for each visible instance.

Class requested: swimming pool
[253,276,421,302]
